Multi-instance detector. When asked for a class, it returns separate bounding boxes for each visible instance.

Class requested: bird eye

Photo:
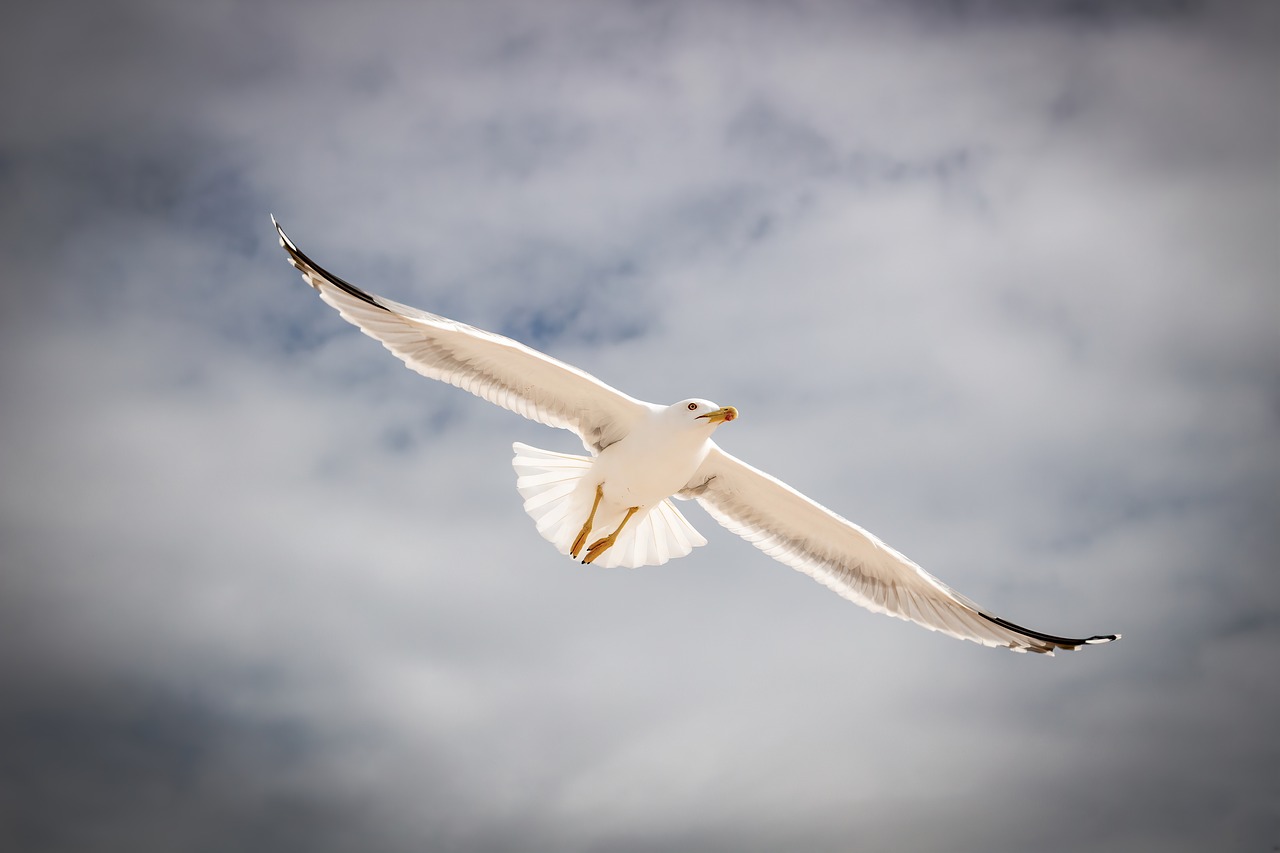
[688,402,698,411]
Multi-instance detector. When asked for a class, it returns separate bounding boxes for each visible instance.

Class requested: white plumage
[512,442,707,569]
[274,217,1118,655]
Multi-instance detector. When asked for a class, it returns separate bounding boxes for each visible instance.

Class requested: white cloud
[1,0,1276,850]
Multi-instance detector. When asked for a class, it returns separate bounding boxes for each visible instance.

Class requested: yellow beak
[697,406,738,424]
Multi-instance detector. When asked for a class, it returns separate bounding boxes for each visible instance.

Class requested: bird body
[590,400,720,510]
[513,399,726,569]
[273,216,1119,654]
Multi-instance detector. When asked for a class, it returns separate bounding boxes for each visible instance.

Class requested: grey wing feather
[688,445,1119,654]
[273,217,650,453]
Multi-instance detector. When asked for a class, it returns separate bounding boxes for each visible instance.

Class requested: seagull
[272,217,1119,655]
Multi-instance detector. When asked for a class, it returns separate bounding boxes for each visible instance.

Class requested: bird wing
[273,218,651,453]
[686,445,1119,654]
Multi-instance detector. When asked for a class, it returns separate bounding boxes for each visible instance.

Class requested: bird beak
[697,406,738,424]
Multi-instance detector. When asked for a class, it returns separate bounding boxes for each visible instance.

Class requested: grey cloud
[0,678,380,853]
[1,0,1276,851]
[890,0,1204,25]
[726,99,987,198]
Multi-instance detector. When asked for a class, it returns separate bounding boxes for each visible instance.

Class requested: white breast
[590,411,712,509]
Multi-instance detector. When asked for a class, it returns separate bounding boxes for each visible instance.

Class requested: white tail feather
[512,442,707,568]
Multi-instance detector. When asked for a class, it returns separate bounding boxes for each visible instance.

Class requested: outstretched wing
[273,217,651,453]
[687,446,1119,654]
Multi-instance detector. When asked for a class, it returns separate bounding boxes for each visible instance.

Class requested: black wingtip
[270,214,297,254]
[269,217,386,312]
[978,612,1121,652]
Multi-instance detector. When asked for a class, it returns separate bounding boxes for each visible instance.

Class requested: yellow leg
[570,484,605,559]
[582,506,640,565]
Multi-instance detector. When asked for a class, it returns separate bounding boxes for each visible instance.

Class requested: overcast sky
[1,1,1277,851]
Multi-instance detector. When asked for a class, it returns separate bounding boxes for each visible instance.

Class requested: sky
[1,0,1277,851]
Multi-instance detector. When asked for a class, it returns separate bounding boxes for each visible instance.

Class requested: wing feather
[273,217,650,452]
[689,445,1119,654]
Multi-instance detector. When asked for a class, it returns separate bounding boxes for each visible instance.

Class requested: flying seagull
[273,217,1118,655]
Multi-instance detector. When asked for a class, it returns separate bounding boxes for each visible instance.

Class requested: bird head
[673,399,738,427]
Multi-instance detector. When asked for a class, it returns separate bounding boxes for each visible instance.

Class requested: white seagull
[273,217,1119,655]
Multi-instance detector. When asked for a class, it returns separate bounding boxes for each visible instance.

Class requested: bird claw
[581,535,614,565]
[582,506,639,564]
[571,483,605,559]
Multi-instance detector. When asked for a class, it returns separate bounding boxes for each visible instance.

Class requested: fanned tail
[512,442,595,553]
[512,442,707,568]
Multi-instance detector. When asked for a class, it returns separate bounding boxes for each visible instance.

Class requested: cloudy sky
[2,0,1277,850]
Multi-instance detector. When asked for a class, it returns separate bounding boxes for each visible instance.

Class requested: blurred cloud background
[1,1,1276,850]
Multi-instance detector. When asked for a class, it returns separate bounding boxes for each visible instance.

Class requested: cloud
[1,0,1276,850]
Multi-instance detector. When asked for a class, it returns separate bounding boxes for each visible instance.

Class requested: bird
[272,216,1119,655]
